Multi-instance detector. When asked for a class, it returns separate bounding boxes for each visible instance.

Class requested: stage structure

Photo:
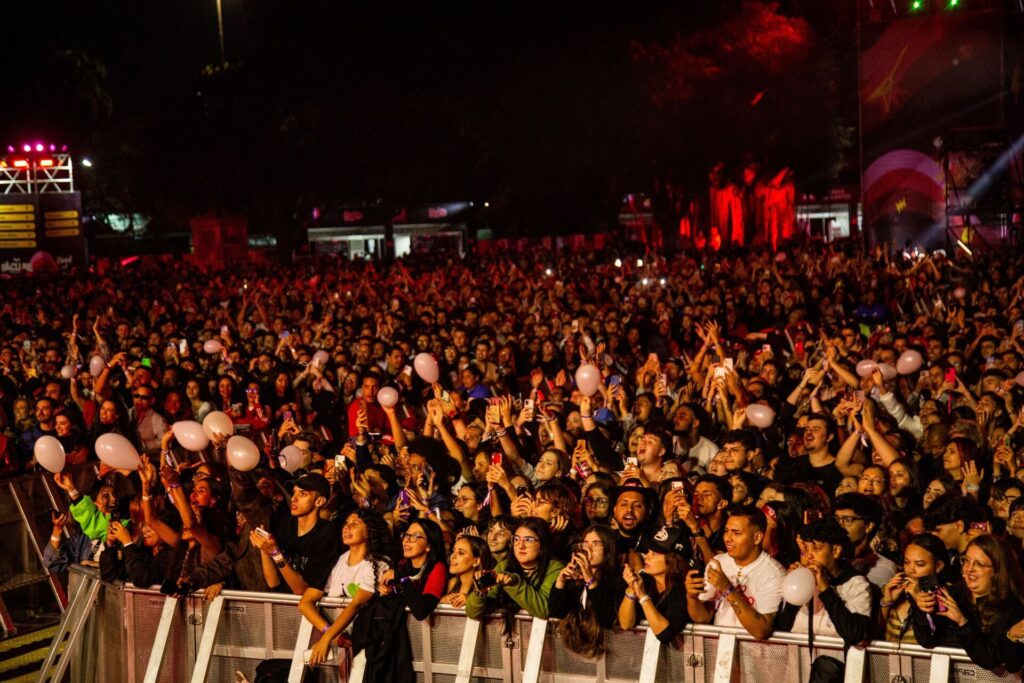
[0,143,86,272]
[858,0,1024,250]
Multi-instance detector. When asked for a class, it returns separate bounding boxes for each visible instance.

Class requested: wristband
[585,577,597,589]
[68,488,80,500]
[638,595,652,606]
[142,494,152,501]
[580,414,593,419]
[321,624,329,635]
[720,586,736,600]
[50,534,61,544]
[965,484,980,492]
[494,429,507,438]
[880,600,896,608]
[625,593,638,602]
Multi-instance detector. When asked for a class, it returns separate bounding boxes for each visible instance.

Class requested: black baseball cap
[287,472,331,500]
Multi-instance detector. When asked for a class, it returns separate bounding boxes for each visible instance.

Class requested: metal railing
[54,565,1019,683]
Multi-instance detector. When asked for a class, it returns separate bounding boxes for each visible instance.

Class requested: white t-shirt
[788,574,872,637]
[698,551,784,628]
[324,551,391,598]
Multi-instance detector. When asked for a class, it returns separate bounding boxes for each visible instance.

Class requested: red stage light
[38,158,54,168]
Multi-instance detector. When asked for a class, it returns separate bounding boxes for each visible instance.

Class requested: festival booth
[308,203,471,260]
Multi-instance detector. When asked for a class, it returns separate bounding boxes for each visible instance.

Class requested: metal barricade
[51,566,1023,683]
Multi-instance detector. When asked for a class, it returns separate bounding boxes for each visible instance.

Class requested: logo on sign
[427,207,448,219]
[343,211,364,222]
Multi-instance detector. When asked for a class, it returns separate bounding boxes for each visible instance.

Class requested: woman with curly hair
[300,509,391,666]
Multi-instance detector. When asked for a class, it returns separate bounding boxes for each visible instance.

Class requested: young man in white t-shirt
[685,505,783,639]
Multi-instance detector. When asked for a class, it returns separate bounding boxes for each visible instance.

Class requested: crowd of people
[6,239,1024,679]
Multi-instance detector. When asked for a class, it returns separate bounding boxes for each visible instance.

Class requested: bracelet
[168,483,181,490]
[321,624,329,635]
[68,488,80,499]
[142,494,152,501]
[625,592,638,602]
[494,429,507,438]
[580,414,593,419]
[50,534,61,543]
[585,577,597,589]
[720,586,736,600]
[638,595,652,606]
[880,600,896,608]
[966,484,980,492]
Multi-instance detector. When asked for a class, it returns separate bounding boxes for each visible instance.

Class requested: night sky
[1,1,858,238]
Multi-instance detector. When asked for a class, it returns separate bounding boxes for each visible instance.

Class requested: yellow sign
[44,228,80,237]
[0,222,36,231]
[43,210,78,220]
[0,204,33,212]
[0,213,35,222]
[0,239,36,247]
[0,231,36,239]
[44,219,79,229]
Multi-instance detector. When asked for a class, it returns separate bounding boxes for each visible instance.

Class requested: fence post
[843,645,866,683]
[287,617,314,683]
[638,627,662,683]
[142,596,179,683]
[928,653,950,683]
[521,618,547,683]
[189,595,224,683]
[454,617,481,683]
[712,633,737,683]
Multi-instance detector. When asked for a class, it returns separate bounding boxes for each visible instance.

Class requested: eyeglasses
[133,394,154,401]
[585,497,609,506]
[402,532,426,543]
[992,494,1021,504]
[960,556,993,571]
[834,515,863,526]
[512,535,539,545]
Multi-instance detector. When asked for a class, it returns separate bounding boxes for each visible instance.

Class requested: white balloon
[95,433,141,471]
[855,359,877,378]
[781,567,816,606]
[202,411,235,440]
[60,365,76,380]
[413,353,440,384]
[377,386,399,408]
[279,445,309,473]
[312,350,330,367]
[575,364,602,397]
[171,420,210,452]
[203,339,223,354]
[226,435,260,472]
[34,435,66,473]
[878,362,898,381]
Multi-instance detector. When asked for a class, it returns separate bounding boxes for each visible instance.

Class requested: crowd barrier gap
[42,565,1020,683]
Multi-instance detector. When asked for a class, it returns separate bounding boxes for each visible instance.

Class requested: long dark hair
[561,525,616,658]
[499,517,554,634]
[397,518,447,581]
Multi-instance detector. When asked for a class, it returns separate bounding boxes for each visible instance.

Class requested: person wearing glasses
[465,516,565,624]
[921,535,1024,673]
[833,492,895,588]
[581,480,614,526]
[379,519,448,620]
[129,385,168,456]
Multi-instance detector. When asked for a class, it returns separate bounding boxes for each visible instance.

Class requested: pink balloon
[377,386,399,408]
[745,404,776,428]
[226,435,260,472]
[279,445,309,473]
[953,286,967,300]
[95,433,141,471]
[878,362,898,381]
[782,567,816,606]
[34,435,66,473]
[413,353,440,384]
[172,420,210,452]
[855,359,877,378]
[1016,371,1024,387]
[202,411,235,440]
[312,350,330,367]
[89,355,107,377]
[60,365,76,379]
[575,364,601,397]
[203,339,223,354]
[896,350,923,375]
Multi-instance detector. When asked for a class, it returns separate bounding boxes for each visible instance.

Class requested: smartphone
[254,527,271,538]
[22,340,31,351]
[761,344,771,355]
[626,456,638,468]
[723,358,734,372]
[515,485,530,497]
[795,341,805,357]
[178,339,187,354]
[164,450,178,468]
[220,325,229,335]
[944,367,957,385]
[572,319,579,333]
[671,480,685,491]
[334,454,347,472]
[491,452,503,466]
[523,398,535,412]
[714,366,727,380]
[398,489,411,507]
[303,648,335,664]
[474,571,498,591]
[282,410,293,422]
[659,372,668,386]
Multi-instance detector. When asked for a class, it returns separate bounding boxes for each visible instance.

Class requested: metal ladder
[36,570,100,682]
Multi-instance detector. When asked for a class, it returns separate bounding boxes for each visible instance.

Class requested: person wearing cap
[618,525,691,642]
[611,482,657,563]
[241,471,340,595]
[685,505,784,639]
